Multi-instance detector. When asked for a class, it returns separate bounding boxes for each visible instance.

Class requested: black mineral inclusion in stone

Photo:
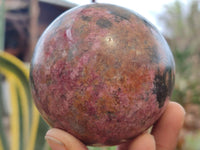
[81,15,92,22]
[153,68,174,108]
[96,18,112,28]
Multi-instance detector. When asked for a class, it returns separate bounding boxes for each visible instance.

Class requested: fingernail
[45,136,66,150]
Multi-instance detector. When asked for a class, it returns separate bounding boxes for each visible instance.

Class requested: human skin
[45,102,185,150]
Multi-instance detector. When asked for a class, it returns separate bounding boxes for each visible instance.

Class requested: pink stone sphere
[30,3,175,146]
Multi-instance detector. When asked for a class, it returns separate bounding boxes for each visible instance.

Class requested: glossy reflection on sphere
[30,3,175,146]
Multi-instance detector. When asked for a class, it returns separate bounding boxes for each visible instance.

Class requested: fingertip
[165,102,185,129]
[151,101,185,150]
[45,135,66,150]
[118,133,156,150]
[45,128,88,150]
[129,133,156,150]
[168,102,186,119]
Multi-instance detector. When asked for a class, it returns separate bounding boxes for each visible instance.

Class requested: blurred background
[0,0,200,150]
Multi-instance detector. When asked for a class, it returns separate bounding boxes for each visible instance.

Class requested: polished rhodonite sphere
[30,3,175,146]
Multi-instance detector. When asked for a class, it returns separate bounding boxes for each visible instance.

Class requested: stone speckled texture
[30,3,175,146]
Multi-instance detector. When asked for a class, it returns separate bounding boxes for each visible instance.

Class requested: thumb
[118,133,156,150]
[45,128,88,150]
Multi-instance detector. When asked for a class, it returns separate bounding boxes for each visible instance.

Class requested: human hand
[45,102,185,150]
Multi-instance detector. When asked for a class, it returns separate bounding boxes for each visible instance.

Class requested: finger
[151,102,185,150]
[45,128,88,150]
[118,133,156,150]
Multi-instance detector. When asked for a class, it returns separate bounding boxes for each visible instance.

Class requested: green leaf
[0,52,49,150]
[0,0,5,50]
[0,74,9,150]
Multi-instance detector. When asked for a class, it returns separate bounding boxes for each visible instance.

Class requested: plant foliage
[0,51,49,150]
